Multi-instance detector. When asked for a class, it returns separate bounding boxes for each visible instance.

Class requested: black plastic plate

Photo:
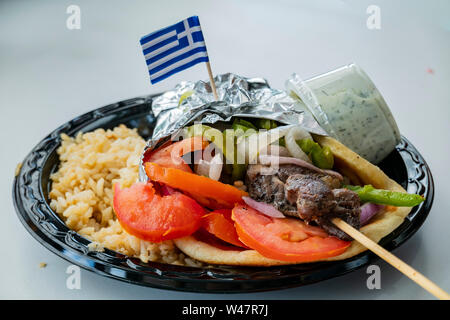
[12,95,434,293]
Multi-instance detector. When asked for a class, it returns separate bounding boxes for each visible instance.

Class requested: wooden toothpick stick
[332,218,450,300]
[205,61,218,100]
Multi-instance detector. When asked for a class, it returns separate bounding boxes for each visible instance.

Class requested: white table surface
[1,0,449,300]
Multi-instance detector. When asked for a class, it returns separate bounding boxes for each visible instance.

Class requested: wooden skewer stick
[205,61,218,100]
[332,218,450,300]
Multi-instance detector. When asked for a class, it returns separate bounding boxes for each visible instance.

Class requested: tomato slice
[113,182,205,242]
[202,209,248,248]
[232,204,351,262]
[145,136,209,172]
[193,229,247,251]
[185,192,232,210]
[149,155,192,173]
[144,162,247,208]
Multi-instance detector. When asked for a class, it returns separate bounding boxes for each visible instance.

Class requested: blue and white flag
[140,16,209,84]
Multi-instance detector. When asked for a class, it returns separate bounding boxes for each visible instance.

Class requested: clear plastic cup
[286,63,401,164]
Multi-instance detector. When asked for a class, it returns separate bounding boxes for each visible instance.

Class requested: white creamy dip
[286,64,401,163]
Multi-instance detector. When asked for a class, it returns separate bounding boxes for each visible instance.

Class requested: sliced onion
[259,145,290,157]
[195,154,223,181]
[201,142,216,162]
[285,126,312,163]
[196,159,210,177]
[360,203,384,226]
[236,125,293,164]
[258,154,343,180]
[208,153,223,181]
[242,196,286,218]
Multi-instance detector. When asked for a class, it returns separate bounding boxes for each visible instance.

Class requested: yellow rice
[49,124,201,266]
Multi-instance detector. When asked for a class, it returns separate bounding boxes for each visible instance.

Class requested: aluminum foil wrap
[139,73,327,181]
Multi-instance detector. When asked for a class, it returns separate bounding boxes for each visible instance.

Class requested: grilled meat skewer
[245,164,360,240]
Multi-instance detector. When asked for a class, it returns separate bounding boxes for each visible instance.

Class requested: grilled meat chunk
[333,188,361,218]
[314,188,361,240]
[276,164,341,189]
[245,164,360,240]
[285,174,336,219]
[245,165,297,216]
[285,175,360,240]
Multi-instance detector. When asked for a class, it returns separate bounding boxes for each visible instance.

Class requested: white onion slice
[242,196,286,218]
[201,142,216,162]
[236,125,293,164]
[258,154,343,180]
[208,154,223,181]
[285,126,312,162]
[196,159,210,177]
[259,145,290,157]
[195,154,223,181]
[360,203,384,226]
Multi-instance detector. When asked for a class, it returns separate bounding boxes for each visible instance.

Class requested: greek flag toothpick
[140,16,218,99]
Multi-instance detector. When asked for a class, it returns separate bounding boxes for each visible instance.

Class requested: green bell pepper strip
[233,118,257,131]
[255,119,278,130]
[277,137,286,147]
[223,128,247,181]
[254,118,287,147]
[232,123,253,134]
[297,138,334,169]
[344,184,425,207]
[185,124,232,163]
[185,124,210,138]
[297,138,315,154]
[222,129,236,164]
[232,118,258,142]
[314,145,334,169]
[186,125,246,181]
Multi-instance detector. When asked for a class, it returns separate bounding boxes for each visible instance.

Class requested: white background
[1,0,449,300]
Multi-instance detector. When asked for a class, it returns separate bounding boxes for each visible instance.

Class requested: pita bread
[174,136,412,266]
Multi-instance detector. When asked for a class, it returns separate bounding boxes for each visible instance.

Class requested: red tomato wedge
[145,136,209,172]
[185,192,233,210]
[193,229,247,252]
[202,209,248,248]
[113,182,205,242]
[144,162,247,208]
[232,204,351,262]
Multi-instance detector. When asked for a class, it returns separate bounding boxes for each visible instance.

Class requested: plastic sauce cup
[286,63,401,164]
